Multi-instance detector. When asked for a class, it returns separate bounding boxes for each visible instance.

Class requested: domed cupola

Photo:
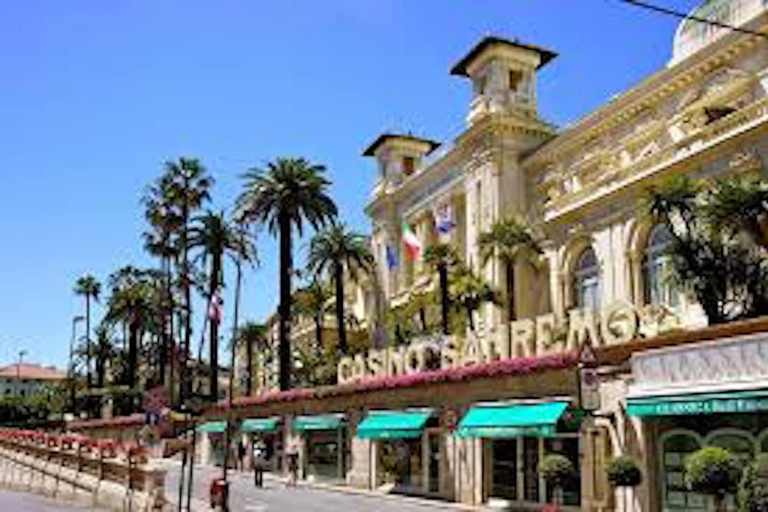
[671,0,766,65]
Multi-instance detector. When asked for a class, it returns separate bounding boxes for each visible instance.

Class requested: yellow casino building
[199,2,768,510]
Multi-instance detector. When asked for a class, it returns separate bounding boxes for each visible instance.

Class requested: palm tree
[307,223,373,355]
[424,243,458,334]
[93,323,115,389]
[236,157,337,390]
[74,274,101,388]
[478,218,542,322]
[142,177,183,395]
[104,270,159,401]
[450,266,498,331]
[234,322,267,396]
[158,157,213,402]
[189,211,255,401]
[706,177,768,250]
[293,279,333,356]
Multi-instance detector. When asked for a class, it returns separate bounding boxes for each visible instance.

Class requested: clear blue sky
[0,0,697,368]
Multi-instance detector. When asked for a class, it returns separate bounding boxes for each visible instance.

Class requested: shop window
[544,437,581,507]
[643,224,678,307]
[572,246,600,310]
[661,431,705,512]
[403,156,415,176]
[522,437,539,502]
[707,430,755,466]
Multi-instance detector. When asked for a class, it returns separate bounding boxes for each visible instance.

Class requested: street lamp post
[69,315,84,413]
[16,350,27,397]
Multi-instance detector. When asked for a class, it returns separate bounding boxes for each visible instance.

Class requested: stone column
[346,412,373,489]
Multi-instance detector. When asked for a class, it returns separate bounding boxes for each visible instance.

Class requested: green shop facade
[196,353,612,510]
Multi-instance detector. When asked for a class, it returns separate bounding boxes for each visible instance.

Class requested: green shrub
[538,454,575,488]
[684,447,741,512]
[738,453,768,512]
[606,456,643,488]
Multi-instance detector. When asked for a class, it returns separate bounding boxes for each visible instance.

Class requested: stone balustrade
[0,429,166,511]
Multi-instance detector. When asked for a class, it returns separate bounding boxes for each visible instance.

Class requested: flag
[402,222,422,260]
[433,201,455,238]
[208,289,223,325]
[385,245,399,270]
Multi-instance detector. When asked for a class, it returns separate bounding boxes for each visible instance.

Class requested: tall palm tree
[142,177,183,396]
[74,274,101,388]
[293,280,333,356]
[236,157,337,390]
[307,223,373,355]
[234,322,268,396]
[478,218,542,322]
[189,211,255,401]
[159,157,213,402]
[424,243,458,334]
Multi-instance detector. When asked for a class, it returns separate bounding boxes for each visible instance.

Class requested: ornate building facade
[212,2,768,510]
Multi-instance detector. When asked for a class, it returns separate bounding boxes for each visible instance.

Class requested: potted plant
[738,453,768,512]
[606,456,643,511]
[684,447,741,512]
[538,453,575,509]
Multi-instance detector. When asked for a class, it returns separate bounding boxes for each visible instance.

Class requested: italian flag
[402,222,422,260]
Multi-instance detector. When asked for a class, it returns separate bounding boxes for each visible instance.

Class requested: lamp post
[69,315,84,413]
[16,350,27,397]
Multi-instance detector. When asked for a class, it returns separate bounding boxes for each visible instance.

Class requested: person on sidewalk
[238,439,246,471]
[286,445,299,487]
[253,441,266,488]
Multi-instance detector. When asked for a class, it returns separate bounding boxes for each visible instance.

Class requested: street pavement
[163,461,467,512]
[0,490,95,511]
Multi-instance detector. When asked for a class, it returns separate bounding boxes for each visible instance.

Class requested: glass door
[492,439,518,500]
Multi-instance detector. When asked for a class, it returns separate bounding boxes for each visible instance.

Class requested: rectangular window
[492,439,518,500]
[509,70,524,91]
[403,156,415,176]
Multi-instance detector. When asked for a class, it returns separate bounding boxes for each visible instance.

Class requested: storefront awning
[292,414,344,432]
[197,421,226,433]
[627,389,768,417]
[357,410,432,439]
[241,418,279,433]
[456,401,569,438]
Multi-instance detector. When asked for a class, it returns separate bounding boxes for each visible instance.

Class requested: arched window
[643,224,677,306]
[572,247,600,310]
[660,431,704,512]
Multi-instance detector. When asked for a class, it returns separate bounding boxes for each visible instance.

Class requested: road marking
[244,502,268,511]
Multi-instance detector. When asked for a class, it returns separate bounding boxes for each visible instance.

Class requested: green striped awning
[357,410,432,440]
[292,414,344,432]
[627,389,768,417]
[456,401,569,438]
[197,421,226,433]
[241,418,279,433]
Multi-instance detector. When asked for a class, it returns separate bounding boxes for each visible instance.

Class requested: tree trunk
[230,257,243,399]
[158,255,170,390]
[209,254,222,402]
[245,331,253,397]
[506,261,516,322]
[128,322,139,391]
[439,265,449,335]
[314,315,323,358]
[335,264,347,355]
[180,198,192,403]
[85,295,92,388]
[466,305,475,331]
[418,308,427,331]
[278,215,293,391]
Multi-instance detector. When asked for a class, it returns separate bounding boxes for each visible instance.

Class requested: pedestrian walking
[253,441,266,487]
[238,439,247,470]
[286,445,299,487]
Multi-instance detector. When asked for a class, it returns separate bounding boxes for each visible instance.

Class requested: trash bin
[209,478,229,509]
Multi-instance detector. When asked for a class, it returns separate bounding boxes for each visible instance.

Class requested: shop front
[197,421,227,467]
[456,400,582,509]
[357,409,441,496]
[627,332,768,512]
[293,413,347,483]
[241,417,281,472]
